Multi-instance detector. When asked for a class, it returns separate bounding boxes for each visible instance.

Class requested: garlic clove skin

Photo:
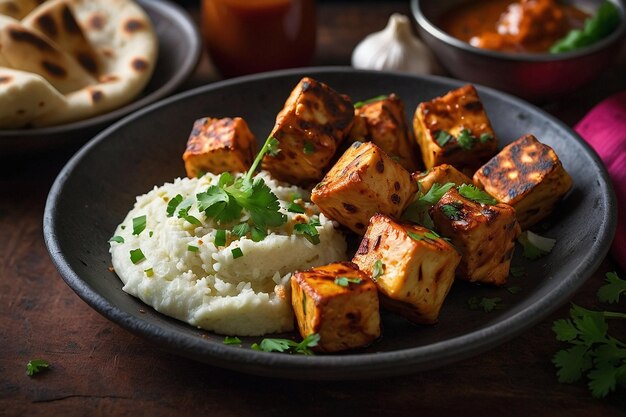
[351,13,440,75]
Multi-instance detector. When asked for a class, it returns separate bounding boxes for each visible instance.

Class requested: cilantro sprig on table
[26,359,50,376]
[553,271,626,398]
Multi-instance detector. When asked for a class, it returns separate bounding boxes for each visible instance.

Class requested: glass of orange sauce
[202,0,317,78]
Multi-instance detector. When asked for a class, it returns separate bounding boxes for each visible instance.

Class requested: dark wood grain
[2,2,626,416]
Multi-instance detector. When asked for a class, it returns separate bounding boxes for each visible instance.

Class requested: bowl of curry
[411,0,626,102]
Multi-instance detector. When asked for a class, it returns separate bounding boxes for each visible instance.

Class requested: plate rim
[43,67,618,379]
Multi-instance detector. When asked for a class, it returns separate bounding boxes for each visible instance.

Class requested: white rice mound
[109,171,347,336]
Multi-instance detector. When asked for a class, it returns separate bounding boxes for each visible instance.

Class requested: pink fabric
[575,90,626,270]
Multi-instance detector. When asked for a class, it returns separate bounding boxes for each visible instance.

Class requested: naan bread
[0,0,157,128]
[0,67,66,128]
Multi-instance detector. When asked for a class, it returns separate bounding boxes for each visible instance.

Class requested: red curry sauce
[439,0,589,53]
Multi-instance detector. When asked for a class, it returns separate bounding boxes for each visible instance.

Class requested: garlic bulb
[351,13,438,74]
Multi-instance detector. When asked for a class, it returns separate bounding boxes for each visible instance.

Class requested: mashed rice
[109,171,347,336]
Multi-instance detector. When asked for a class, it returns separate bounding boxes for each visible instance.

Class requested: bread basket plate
[44,68,616,380]
[0,0,201,155]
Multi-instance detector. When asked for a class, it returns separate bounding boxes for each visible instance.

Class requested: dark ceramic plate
[44,68,616,380]
[0,0,201,155]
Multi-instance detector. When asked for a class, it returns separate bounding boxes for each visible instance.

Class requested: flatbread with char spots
[0,0,157,128]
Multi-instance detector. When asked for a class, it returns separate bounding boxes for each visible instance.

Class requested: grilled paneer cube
[430,188,521,286]
[349,94,421,172]
[261,77,354,185]
[183,117,257,178]
[413,84,498,173]
[473,134,573,230]
[290,262,380,353]
[412,163,472,194]
[311,141,417,234]
[352,214,461,324]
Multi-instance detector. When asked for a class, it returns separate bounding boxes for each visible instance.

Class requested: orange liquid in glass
[202,0,316,78]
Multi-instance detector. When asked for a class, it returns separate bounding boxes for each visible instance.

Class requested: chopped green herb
[552,302,626,398]
[251,333,320,355]
[287,202,305,213]
[458,184,497,205]
[109,236,124,244]
[303,141,316,155]
[401,182,455,227]
[294,218,320,245]
[250,226,267,242]
[441,203,463,220]
[215,229,226,247]
[149,231,153,237]
[26,359,49,376]
[176,199,202,225]
[130,248,145,264]
[424,231,441,241]
[231,247,244,259]
[354,94,388,108]
[372,259,385,280]
[421,183,456,205]
[506,286,522,294]
[407,230,425,241]
[479,133,493,143]
[166,194,184,217]
[390,155,401,163]
[468,296,503,312]
[334,276,363,287]
[435,130,453,147]
[551,1,620,53]
[223,336,242,345]
[132,215,147,235]
[597,271,626,304]
[456,129,475,150]
[518,230,556,260]
[120,225,126,230]
[187,245,199,252]
[144,268,154,277]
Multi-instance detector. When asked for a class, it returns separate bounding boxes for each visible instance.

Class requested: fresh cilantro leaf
[294,333,320,355]
[250,226,267,242]
[132,215,146,235]
[479,133,493,143]
[354,94,388,108]
[553,344,593,383]
[287,202,305,213]
[223,336,241,345]
[252,338,293,353]
[246,136,281,182]
[597,271,626,304]
[176,198,202,225]
[197,185,242,224]
[435,130,453,147]
[109,236,124,244]
[334,277,363,287]
[553,318,580,342]
[468,297,503,312]
[26,359,49,376]
[441,203,463,220]
[402,182,455,226]
[518,231,556,260]
[294,218,320,245]
[214,229,226,247]
[458,184,497,205]
[457,129,475,150]
[551,1,620,53]
[232,223,251,238]
[130,248,145,264]
[421,183,456,205]
[166,194,183,217]
[303,141,316,155]
[231,247,244,259]
[229,178,286,229]
[372,259,384,280]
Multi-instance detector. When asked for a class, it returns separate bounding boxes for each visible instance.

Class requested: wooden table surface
[2,2,625,416]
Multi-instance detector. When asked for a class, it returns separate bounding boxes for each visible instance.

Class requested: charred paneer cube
[311,141,417,234]
[473,134,573,230]
[413,84,498,173]
[430,188,521,286]
[290,262,380,353]
[261,77,354,185]
[349,94,421,172]
[183,117,257,178]
[412,163,472,194]
[352,214,460,324]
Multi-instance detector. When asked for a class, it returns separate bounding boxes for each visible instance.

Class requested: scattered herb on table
[26,359,50,377]
[552,272,626,399]
[597,271,626,304]
[251,333,320,355]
